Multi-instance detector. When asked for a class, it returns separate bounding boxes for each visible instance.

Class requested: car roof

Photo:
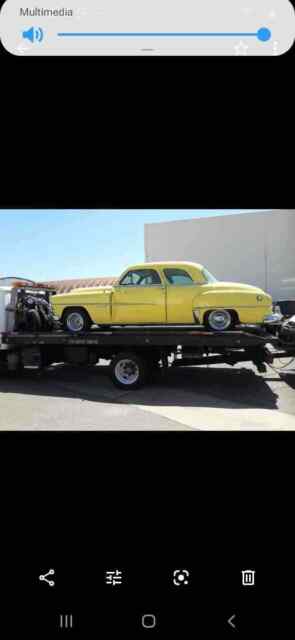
[121,261,204,272]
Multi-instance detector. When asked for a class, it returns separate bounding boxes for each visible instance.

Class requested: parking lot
[1,358,295,430]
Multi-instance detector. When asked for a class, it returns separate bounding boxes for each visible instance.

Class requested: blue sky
[0,210,270,280]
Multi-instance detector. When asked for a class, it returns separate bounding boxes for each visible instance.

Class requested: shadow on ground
[0,363,286,411]
[279,370,295,390]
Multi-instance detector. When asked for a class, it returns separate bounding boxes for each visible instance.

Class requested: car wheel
[63,309,91,333]
[205,309,233,331]
[110,352,147,389]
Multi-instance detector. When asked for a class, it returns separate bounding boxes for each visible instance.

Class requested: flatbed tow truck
[1,322,295,389]
[1,279,295,389]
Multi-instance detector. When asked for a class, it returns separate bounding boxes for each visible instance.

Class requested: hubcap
[115,359,139,385]
[66,312,85,332]
[208,309,231,331]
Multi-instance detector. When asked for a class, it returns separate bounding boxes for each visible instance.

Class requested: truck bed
[3,325,278,349]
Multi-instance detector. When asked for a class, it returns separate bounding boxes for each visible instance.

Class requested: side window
[164,269,194,285]
[120,269,161,286]
[119,271,139,286]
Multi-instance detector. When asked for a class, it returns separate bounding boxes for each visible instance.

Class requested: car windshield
[202,267,218,283]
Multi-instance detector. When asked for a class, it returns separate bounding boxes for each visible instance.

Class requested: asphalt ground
[0,358,294,430]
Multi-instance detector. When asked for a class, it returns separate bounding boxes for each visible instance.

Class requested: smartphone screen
[1,0,295,635]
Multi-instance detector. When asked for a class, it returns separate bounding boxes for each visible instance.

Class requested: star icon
[234,41,249,56]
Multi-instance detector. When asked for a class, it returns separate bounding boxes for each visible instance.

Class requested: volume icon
[22,26,44,43]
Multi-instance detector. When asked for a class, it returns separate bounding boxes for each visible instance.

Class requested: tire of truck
[62,308,91,333]
[204,309,236,331]
[110,351,147,389]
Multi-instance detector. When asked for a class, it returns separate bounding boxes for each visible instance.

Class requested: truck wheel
[110,352,146,389]
[205,309,233,331]
[63,309,91,333]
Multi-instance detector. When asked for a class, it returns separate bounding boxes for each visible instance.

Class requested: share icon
[39,568,55,587]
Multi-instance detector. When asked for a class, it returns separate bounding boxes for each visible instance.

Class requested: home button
[142,614,157,629]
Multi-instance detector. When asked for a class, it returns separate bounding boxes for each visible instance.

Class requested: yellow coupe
[51,261,274,332]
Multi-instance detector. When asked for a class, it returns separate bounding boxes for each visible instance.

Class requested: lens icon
[173,569,190,586]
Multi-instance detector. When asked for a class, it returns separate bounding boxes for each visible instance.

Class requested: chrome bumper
[263,312,283,324]
[283,314,295,328]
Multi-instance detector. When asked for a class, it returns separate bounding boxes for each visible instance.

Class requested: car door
[164,268,199,323]
[111,268,166,324]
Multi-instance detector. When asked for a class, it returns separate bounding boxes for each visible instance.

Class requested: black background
[0,1,294,634]
[0,4,294,209]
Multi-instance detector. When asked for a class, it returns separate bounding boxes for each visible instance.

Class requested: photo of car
[51,261,275,333]
[0,210,294,430]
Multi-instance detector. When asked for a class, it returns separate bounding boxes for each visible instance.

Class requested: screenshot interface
[0,0,294,56]
[1,0,294,633]
[2,554,293,634]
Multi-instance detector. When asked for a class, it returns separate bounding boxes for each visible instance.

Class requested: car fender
[192,288,270,323]
[51,287,113,324]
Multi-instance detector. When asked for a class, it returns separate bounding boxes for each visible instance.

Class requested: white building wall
[145,210,295,301]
